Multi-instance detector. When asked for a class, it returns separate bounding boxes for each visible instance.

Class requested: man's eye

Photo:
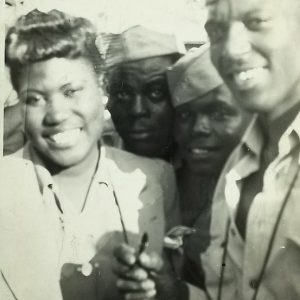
[64,88,82,98]
[210,109,229,120]
[245,17,271,31]
[147,85,168,102]
[177,111,191,121]
[149,88,164,100]
[115,90,131,101]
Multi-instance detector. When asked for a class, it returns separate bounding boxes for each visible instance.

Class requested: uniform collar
[240,107,300,159]
[278,111,300,159]
[241,115,264,158]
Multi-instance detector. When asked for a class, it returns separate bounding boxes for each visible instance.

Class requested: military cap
[96,25,186,69]
[167,44,223,107]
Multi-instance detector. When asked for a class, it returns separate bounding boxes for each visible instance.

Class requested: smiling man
[113,0,300,299]
[167,45,250,288]
[97,26,185,160]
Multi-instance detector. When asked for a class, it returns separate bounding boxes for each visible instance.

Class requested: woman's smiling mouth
[47,128,81,148]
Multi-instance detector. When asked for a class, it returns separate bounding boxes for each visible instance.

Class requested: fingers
[114,243,163,273]
[116,266,149,281]
[117,278,156,300]
[138,252,163,273]
[114,243,162,300]
[114,243,137,267]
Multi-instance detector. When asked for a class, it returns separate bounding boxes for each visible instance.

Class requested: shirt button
[249,279,259,290]
[81,262,93,276]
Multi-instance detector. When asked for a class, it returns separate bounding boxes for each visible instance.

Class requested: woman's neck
[46,145,100,180]
[51,145,100,211]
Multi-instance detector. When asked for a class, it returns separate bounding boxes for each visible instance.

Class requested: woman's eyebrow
[59,79,86,89]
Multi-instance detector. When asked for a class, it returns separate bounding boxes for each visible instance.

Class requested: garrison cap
[96,25,186,69]
[167,44,223,107]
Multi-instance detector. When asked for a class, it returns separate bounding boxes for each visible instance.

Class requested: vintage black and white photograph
[1,0,300,299]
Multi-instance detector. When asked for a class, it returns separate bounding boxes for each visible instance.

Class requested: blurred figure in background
[97,26,185,160]
[4,0,26,155]
[167,45,251,287]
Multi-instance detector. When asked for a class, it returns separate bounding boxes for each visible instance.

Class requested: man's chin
[186,161,221,177]
[124,141,169,158]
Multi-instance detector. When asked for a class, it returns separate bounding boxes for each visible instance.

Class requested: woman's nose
[43,95,70,126]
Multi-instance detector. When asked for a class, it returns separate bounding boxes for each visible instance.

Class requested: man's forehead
[206,0,293,17]
[110,56,171,80]
[206,0,284,23]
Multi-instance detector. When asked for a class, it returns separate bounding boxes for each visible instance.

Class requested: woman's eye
[23,95,44,106]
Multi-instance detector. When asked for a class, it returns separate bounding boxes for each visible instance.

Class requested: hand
[114,243,162,299]
[114,244,189,300]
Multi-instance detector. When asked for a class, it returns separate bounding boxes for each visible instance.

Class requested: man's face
[18,57,104,168]
[175,85,249,175]
[205,0,300,119]
[107,56,175,158]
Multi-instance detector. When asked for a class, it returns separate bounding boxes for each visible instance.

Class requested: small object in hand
[164,225,196,250]
[129,233,149,269]
[138,233,149,255]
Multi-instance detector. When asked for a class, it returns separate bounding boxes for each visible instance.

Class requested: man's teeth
[50,128,80,145]
[233,68,264,83]
[191,148,209,155]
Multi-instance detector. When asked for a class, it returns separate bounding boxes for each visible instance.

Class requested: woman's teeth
[49,128,81,146]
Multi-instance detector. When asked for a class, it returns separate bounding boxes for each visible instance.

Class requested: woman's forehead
[18,57,95,91]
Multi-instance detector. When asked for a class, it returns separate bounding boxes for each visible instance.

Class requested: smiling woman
[17,57,104,171]
[2,9,180,300]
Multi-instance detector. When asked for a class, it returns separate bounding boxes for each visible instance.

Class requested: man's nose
[43,96,70,126]
[223,22,251,62]
[192,115,212,136]
[130,94,149,117]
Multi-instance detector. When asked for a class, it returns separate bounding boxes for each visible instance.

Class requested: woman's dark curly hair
[5,9,103,91]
